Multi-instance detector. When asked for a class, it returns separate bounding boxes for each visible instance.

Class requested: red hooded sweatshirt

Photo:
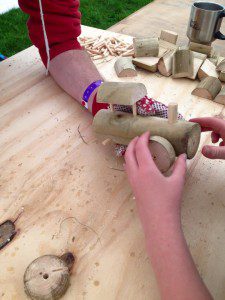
[18,0,82,67]
[18,0,108,114]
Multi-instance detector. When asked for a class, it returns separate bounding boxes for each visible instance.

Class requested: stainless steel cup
[187,2,225,44]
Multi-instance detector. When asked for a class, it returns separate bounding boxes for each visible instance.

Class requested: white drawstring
[38,0,50,75]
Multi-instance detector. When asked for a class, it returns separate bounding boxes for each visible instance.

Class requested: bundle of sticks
[78,35,134,64]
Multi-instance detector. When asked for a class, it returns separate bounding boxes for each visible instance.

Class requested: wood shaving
[78,35,134,65]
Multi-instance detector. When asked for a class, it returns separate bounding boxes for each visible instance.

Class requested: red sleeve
[18,0,82,67]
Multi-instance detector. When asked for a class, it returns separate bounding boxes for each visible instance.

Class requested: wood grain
[0,24,225,300]
[109,0,225,57]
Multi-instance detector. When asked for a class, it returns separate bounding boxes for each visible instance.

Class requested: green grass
[0,0,152,57]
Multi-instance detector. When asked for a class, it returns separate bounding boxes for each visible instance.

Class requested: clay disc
[149,136,176,173]
[0,220,16,250]
[24,255,70,300]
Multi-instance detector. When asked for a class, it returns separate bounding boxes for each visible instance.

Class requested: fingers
[190,117,225,135]
[171,154,187,180]
[202,145,225,159]
[211,132,220,143]
[135,132,158,171]
[124,137,139,175]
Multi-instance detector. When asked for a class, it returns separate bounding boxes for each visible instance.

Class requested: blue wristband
[82,80,103,109]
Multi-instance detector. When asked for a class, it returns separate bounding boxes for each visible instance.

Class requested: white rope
[38,0,50,75]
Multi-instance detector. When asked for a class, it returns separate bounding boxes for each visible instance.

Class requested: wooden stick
[160,30,178,45]
[102,138,112,146]
[132,57,160,72]
[132,104,137,116]
[214,86,225,105]
[219,71,225,82]
[110,104,114,112]
[192,76,222,100]
[121,49,135,57]
[87,49,102,55]
[114,57,137,78]
[97,82,147,106]
[158,50,175,77]
[93,55,103,60]
[133,37,159,57]
[172,50,194,78]
[198,59,219,80]
[168,103,178,124]
[189,42,213,57]
[93,110,201,159]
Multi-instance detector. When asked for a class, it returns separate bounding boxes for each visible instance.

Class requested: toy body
[93,109,201,159]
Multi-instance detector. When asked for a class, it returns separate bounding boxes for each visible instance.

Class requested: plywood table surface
[0,25,225,300]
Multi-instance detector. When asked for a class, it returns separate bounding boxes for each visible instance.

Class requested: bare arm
[49,49,104,114]
[124,132,212,300]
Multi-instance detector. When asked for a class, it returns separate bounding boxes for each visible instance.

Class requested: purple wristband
[82,80,103,109]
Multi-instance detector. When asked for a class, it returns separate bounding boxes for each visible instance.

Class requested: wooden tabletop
[0,21,225,300]
[109,0,225,56]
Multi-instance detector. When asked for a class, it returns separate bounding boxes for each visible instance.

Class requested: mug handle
[214,11,225,40]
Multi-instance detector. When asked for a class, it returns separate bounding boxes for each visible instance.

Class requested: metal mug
[187,2,225,45]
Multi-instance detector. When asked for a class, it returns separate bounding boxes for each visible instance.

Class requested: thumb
[171,154,187,179]
[202,145,225,159]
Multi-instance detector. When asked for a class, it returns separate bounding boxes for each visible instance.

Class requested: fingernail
[202,146,208,155]
[182,153,187,160]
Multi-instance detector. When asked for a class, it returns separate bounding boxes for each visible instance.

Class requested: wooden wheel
[149,136,176,173]
[24,254,74,300]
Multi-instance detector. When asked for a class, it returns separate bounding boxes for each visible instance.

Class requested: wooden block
[97,82,147,106]
[133,37,159,57]
[132,57,160,72]
[208,51,219,65]
[198,59,219,80]
[216,58,225,72]
[168,102,178,124]
[114,57,137,78]
[179,46,189,51]
[172,49,194,78]
[214,86,225,105]
[158,50,175,77]
[192,76,222,100]
[188,58,204,80]
[219,71,225,82]
[192,51,207,61]
[160,30,178,45]
[217,57,225,66]
[149,136,176,173]
[158,40,178,57]
[189,42,213,57]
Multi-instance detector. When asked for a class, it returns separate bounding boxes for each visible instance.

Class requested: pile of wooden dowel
[78,35,134,64]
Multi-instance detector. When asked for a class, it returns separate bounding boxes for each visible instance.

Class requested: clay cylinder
[93,110,201,159]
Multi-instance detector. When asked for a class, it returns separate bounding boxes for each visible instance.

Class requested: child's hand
[124,132,187,237]
[190,117,225,160]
